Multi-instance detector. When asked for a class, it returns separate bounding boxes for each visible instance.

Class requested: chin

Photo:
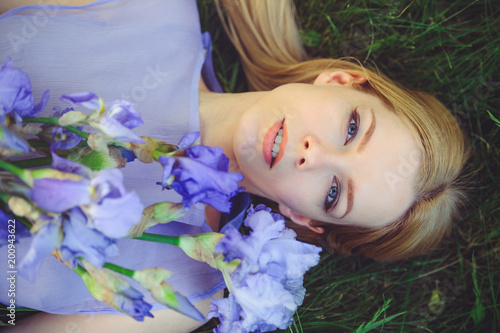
[233,130,263,172]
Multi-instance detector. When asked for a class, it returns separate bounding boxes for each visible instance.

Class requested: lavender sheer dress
[0,0,249,315]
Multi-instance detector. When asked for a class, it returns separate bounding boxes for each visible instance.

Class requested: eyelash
[324,176,340,211]
[324,108,360,212]
[345,107,360,144]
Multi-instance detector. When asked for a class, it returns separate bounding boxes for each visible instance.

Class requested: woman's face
[233,78,421,230]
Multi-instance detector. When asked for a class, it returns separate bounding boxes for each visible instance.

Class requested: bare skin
[199,72,419,231]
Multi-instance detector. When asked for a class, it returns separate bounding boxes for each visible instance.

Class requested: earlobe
[278,204,325,234]
[278,204,311,225]
[313,71,367,86]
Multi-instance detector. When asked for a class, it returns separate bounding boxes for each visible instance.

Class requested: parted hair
[215,0,470,261]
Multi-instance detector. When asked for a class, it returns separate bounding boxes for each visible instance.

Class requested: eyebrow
[340,179,353,219]
[356,108,376,153]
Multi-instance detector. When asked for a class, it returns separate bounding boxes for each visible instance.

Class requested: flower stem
[0,159,32,186]
[103,262,135,278]
[134,232,180,246]
[22,117,88,139]
[27,139,50,148]
[11,157,52,169]
[14,215,33,229]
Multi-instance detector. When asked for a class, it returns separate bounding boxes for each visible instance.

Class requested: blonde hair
[215,0,470,261]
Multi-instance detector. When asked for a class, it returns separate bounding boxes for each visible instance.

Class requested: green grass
[196,0,500,332]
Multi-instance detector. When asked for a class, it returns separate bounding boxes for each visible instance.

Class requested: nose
[296,135,332,170]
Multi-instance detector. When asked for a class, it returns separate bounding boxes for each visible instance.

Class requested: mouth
[263,119,288,168]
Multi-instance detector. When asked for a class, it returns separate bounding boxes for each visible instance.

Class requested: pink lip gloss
[262,119,287,168]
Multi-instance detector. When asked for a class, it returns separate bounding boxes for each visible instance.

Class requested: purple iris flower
[105,100,143,129]
[33,154,143,238]
[176,131,200,151]
[0,58,49,123]
[217,273,297,333]
[60,92,101,110]
[208,205,322,333]
[60,93,144,143]
[209,294,241,333]
[0,209,30,247]
[59,207,118,268]
[0,124,31,153]
[50,107,83,150]
[158,133,244,213]
[19,221,62,282]
[50,126,83,150]
[86,169,144,238]
[30,177,92,213]
[94,116,144,143]
[114,292,154,322]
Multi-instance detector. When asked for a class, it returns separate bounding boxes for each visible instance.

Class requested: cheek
[233,117,258,162]
[272,174,325,214]
[233,115,268,175]
[233,137,258,172]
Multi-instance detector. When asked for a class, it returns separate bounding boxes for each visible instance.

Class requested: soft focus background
[196,0,500,332]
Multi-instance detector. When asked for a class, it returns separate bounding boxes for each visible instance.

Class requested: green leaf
[470,255,485,325]
[487,110,500,127]
[355,298,404,333]
[471,299,486,325]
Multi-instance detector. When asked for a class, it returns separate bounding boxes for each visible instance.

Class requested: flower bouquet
[0,58,321,333]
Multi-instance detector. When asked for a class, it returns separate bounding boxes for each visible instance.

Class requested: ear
[313,71,367,86]
[278,204,325,234]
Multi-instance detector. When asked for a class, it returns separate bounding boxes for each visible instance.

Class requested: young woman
[210,0,469,262]
[0,0,469,332]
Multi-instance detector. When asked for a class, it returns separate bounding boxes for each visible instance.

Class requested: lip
[262,119,288,168]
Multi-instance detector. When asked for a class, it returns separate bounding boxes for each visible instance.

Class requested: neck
[198,90,267,175]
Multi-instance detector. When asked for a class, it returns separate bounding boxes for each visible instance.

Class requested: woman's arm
[6,290,223,333]
[0,0,96,14]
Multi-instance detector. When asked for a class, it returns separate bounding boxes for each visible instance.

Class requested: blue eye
[324,177,340,211]
[345,108,359,144]
[323,108,358,212]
